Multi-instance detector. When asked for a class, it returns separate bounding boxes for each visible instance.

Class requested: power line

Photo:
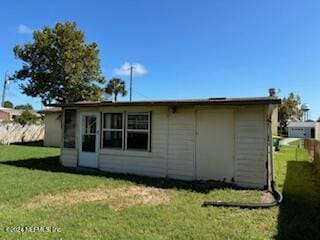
[133,89,153,100]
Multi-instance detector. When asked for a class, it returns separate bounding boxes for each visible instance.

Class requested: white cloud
[114,62,147,76]
[17,24,33,34]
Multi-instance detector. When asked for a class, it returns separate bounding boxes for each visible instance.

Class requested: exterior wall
[316,125,320,141]
[98,106,168,178]
[43,113,62,147]
[288,127,313,138]
[234,106,268,188]
[167,108,196,180]
[59,105,269,189]
[0,111,11,121]
[61,148,78,167]
[271,106,278,136]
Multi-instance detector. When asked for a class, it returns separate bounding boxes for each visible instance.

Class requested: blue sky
[0,0,319,119]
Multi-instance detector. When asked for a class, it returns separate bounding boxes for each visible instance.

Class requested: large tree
[13,22,105,105]
[105,78,127,102]
[278,93,303,129]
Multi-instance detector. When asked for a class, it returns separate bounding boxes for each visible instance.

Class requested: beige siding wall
[59,105,270,188]
[44,113,62,147]
[99,106,168,177]
[234,106,268,188]
[60,148,77,167]
[167,108,196,180]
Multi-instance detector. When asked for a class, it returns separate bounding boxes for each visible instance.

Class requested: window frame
[63,109,77,149]
[125,112,151,151]
[101,112,125,149]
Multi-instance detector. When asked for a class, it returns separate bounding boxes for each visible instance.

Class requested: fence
[0,123,44,144]
[304,139,320,171]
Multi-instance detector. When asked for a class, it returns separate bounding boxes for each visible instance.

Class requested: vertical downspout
[268,118,275,186]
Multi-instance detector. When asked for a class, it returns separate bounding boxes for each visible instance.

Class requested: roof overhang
[48,97,281,108]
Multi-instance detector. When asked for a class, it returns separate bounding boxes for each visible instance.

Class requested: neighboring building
[0,107,41,122]
[287,122,320,140]
[38,107,62,147]
[51,96,280,189]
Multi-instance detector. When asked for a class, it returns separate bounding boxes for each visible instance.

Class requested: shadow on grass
[0,156,238,194]
[276,161,320,240]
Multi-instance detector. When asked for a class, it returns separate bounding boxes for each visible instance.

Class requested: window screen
[102,113,123,148]
[126,113,150,150]
[64,109,76,148]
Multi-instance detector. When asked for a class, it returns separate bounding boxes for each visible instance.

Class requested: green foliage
[14,103,33,110]
[105,78,127,102]
[13,22,105,105]
[14,110,40,125]
[278,93,303,129]
[317,117,320,122]
[3,100,13,108]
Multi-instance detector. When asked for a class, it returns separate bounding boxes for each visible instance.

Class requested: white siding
[167,108,195,179]
[60,148,77,167]
[235,107,268,188]
[44,113,61,147]
[99,107,168,178]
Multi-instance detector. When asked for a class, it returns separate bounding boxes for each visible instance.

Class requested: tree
[14,104,33,110]
[105,78,127,102]
[12,22,105,105]
[278,93,303,130]
[3,101,13,108]
[14,110,40,125]
[317,117,320,122]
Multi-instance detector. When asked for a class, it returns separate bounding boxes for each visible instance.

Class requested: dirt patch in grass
[24,186,170,211]
[260,191,275,203]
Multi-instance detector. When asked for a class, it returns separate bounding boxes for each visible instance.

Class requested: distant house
[0,107,41,122]
[287,122,320,140]
[50,95,280,189]
[38,107,62,147]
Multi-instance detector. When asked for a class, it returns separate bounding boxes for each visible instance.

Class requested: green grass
[0,145,319,239]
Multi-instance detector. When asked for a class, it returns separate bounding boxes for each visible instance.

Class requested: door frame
[78,111,100,168]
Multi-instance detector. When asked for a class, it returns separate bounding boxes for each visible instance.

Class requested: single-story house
[0,107,41,122]
[50,96,280,189]
[38,107,62,147]
[288,121,320,140]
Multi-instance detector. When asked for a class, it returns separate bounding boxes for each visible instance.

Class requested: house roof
[38,107,62,114]
[48,97,281,108]
[287,121,320,128]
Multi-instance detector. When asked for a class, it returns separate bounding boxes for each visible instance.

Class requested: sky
[0,0,319,119]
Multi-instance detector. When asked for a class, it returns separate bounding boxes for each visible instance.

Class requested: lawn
[0,145,319,239]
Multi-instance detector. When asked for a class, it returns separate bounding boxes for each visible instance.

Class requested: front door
[79,112,100,168]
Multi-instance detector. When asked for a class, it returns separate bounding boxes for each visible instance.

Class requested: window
[64,109,76,148]
[126,113,150,151]
[102,113,123,148]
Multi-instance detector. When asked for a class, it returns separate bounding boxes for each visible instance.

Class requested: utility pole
[129,64,135,102]
[1,72,8,107]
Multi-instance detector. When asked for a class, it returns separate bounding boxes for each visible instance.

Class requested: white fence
[0,123,44,144]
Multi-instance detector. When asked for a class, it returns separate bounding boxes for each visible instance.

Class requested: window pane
[127,132,148,150]
[104,113,122,129]
[128,114,148,130]
[83,116,96,134]
[103,131,122,148]
[82,135,96,152]
[64,109,76,148]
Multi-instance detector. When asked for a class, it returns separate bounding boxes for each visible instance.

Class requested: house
[38,107,62,147]
[0,107,41,122]
[50,96,280,189]
[287,121,320,140]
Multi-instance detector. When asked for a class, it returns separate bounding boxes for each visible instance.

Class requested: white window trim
[125,112,151,151]
[102,112,125,149]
